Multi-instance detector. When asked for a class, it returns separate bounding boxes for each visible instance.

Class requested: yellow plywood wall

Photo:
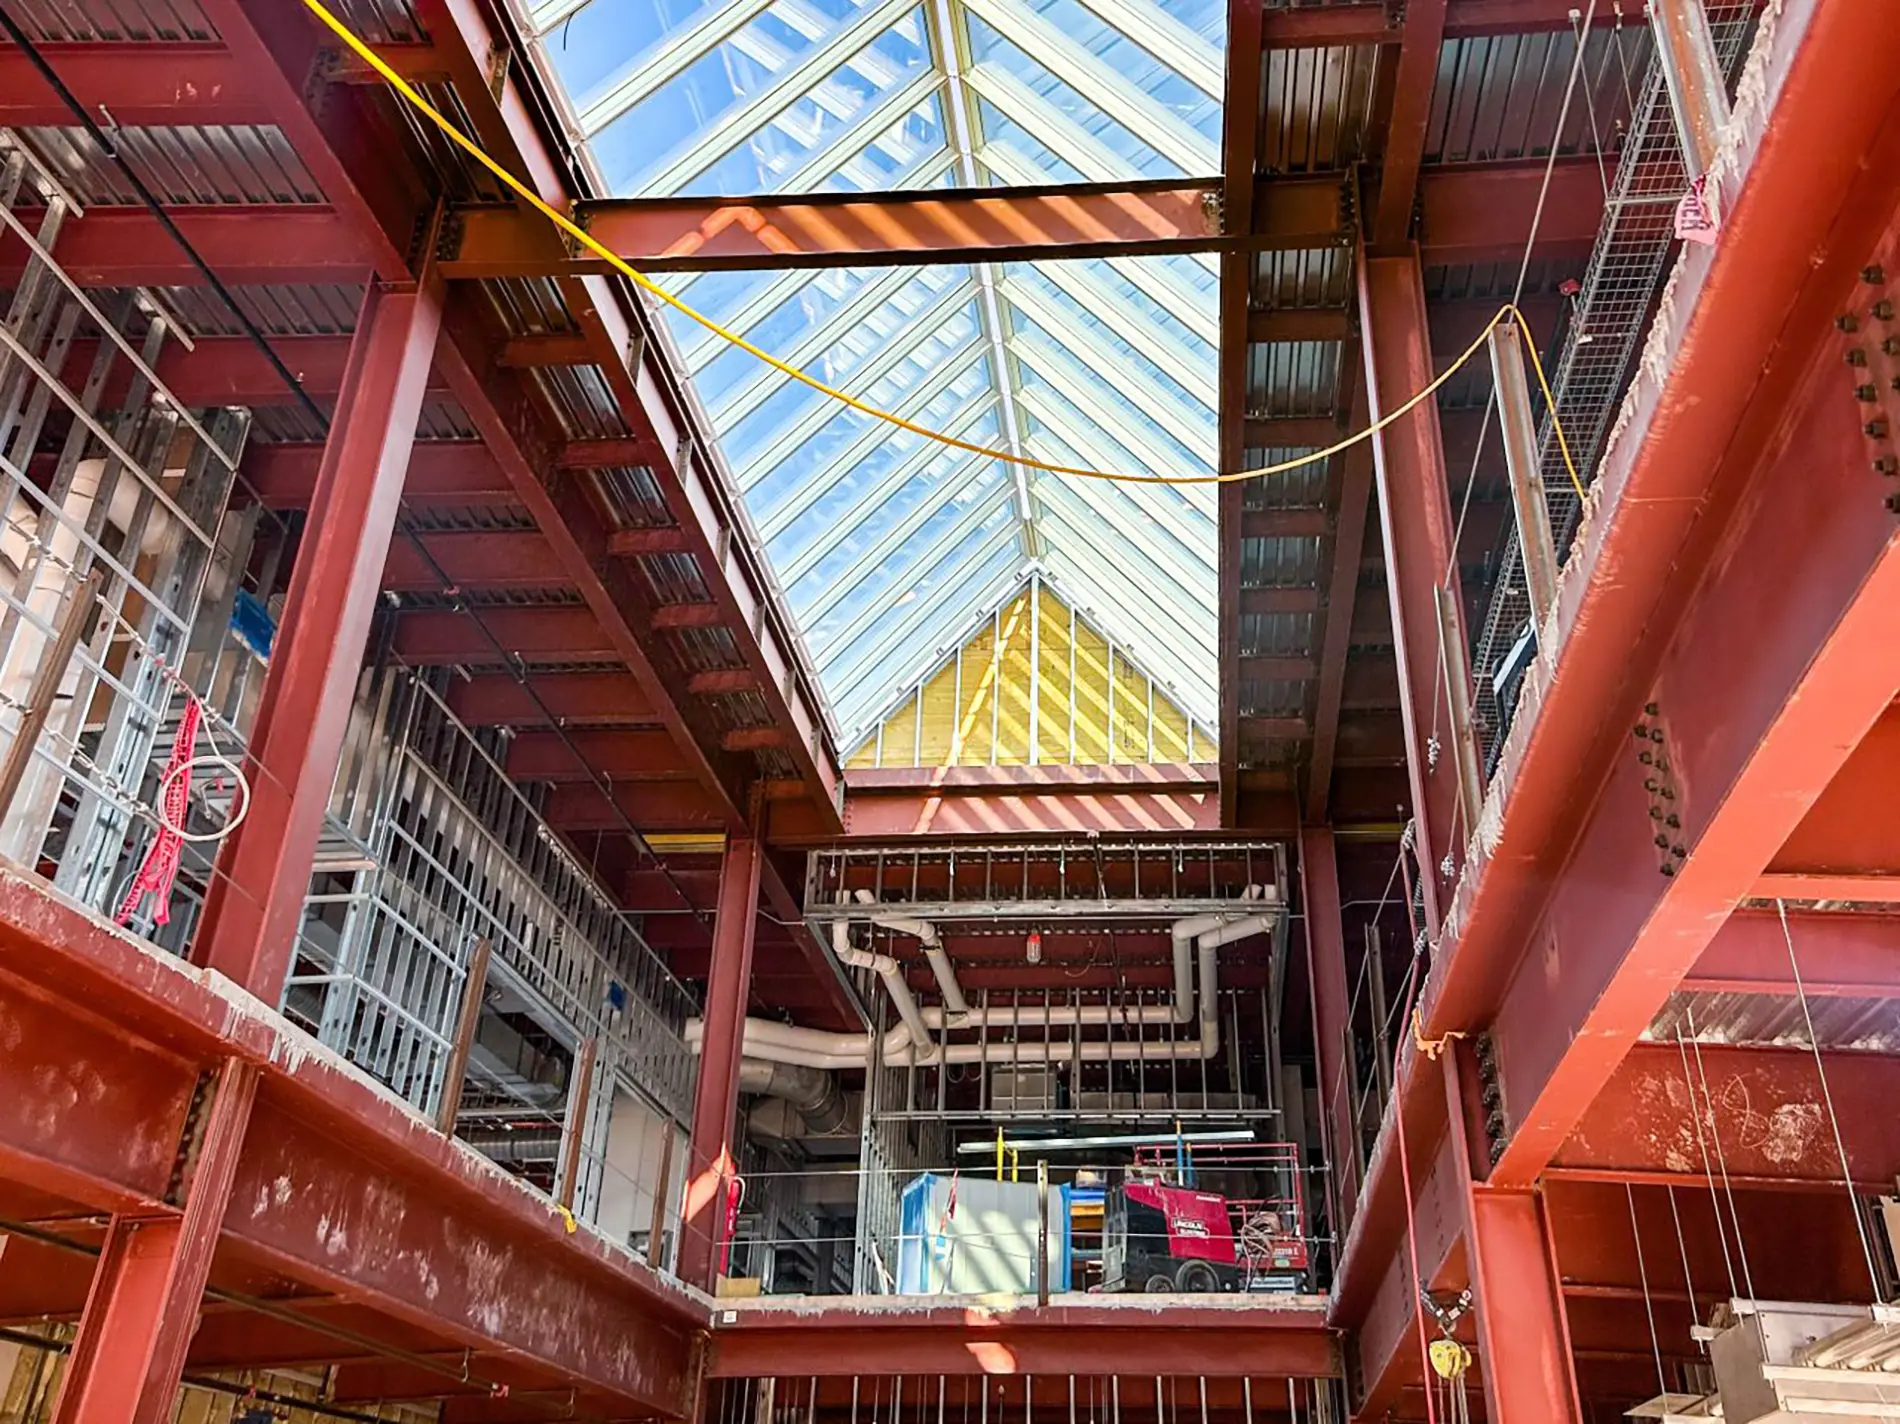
[846,581,1210,769]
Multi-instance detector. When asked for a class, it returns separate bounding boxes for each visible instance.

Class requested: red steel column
[51,1059,258,1424]
[1299,827,1360,1237]
[1444,1044,1580,1423]
[678,833,763,1290]
[1357,249,1469,934]
[195,280,443,1002]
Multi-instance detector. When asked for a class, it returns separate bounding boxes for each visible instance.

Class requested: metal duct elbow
[738,1058,847,1135]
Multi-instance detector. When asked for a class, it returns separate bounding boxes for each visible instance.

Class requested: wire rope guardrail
[1469,1,1761,763]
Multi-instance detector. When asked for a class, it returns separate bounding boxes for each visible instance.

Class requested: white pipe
[829,919,936,1060]
[691,908,1279,1071]
[852,887,970,1016]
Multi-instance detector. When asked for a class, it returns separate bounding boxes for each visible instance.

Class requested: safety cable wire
[1684,1004,1764,1316]
[301,0,1584,497]
[1666,1183,1703,1344]
[1627,1180,1670,1403]
[1674,1027,1740,1303]
[1775,897,1884,1299]
[1388,948,1440,1424]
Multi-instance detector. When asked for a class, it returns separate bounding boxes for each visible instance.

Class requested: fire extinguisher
[718,1172,746,1279]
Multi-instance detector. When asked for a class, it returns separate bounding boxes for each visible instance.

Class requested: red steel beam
[245,441,514,510]
[0,866,703,1415]
[0,43,276,126]
[1371,0,1450,251]
[450,179,1225,276]
[1555,1043,1900,1188]
[1330,0,1900,1358]
[539,780,730,833]
[679,836,762,1292]
[1485,137,1900,1185]
[380,530,570,594]
[1416,158,1605,265]
[1357,247,1465,934]
[195,281,444,1005]
[774,764,1224,842]
[504,729,687,782]
[1445,1044,1583,1424]
[54,336,448,408]
[1304,376,1372,822]
[435,304,756,831]
[50,1061,258,1424]
[1683,910,1900,998]
[391,606,617,666]
[1262,0,1648,46]
[448,670,657,726]
[12,208,383,287]
[1299,828,1360,1237]
[707,1299,1336,1379]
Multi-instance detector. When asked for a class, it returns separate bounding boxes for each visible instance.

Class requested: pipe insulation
[737,1058,846,1134]
[685,903,1278,1072]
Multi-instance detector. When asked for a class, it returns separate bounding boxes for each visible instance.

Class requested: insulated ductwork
[738,1057,846,1134]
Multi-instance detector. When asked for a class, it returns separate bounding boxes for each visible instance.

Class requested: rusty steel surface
[0,866,705,1415]
[705,1295,1337,1380]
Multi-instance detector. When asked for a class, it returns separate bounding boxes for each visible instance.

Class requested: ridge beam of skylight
[927,0,1037,558]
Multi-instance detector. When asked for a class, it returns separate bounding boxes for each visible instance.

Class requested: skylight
[517,0,1224,750]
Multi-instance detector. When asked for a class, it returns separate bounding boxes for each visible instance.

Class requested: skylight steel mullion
[798,447,999,626]
[736,275,980,489]
[979,146,1222,345]
[637,0,921,198]
[1033,498,1215,718]
[726,3,922,169]
[670,88,953,341]
[1011,261,1216,408]
[927,0,1039,553]
[1008,337,1214,511]
[834,553,1027,745]
[572,0,779,135]
[1059,0,1225,98]
[776,393,997,583]
[759,339,993,543]
[963,63,1163,182]
[813,477,1018,676]
[1033,557,1211,730]
[1022,454,1219,658]
[841,563,1036,742]
[959,0,1215,173]
[1003,278,1214,459]
[714,264,924,427]
[824,517,1022,721]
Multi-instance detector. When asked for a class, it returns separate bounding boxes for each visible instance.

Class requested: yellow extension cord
[301,0,1583,497]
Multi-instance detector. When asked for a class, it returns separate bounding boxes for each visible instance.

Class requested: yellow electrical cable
[302,0,1584,498]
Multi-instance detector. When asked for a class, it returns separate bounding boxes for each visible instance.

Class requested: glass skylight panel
[522,0,1226,740]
